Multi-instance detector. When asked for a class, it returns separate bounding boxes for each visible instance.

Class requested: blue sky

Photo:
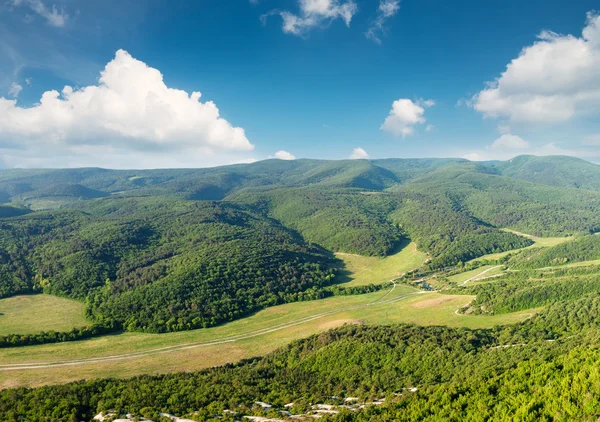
[0,0,599,168]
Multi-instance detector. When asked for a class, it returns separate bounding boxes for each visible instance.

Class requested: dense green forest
[3,156,600,420]
[493,155,600,191]
[3,291,600,421]
[509,234,600,268]
[0,199,336,332]
[2,156,600,335]
[459,266,600,315]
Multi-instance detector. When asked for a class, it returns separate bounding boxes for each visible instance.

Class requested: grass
[0,294,88,336]
[502,229,573,247]
[0,285,537,389]
[470,229,573,263]
[335,239,427,286]
[0,240,538,390]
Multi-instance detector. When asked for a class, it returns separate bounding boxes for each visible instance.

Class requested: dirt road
[0,288,429,371]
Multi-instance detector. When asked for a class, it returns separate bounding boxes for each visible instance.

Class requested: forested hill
[2,156,600,334]
[0,199,337,332]
[493,155,600,191]
[0,158,465,206]
[1,156,599,207]
[5,292,600,421]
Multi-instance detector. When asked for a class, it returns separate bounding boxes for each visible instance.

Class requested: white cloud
[0,49,254,168]
[263,0,358,36]
[8,82,22,98]
[381,98,434,137]
[472,12,600,126]
[366,0,401,44]
[25,78,31,85]
[490,134,530,150]
[10,0,68,27]
[425,124,435,132]
[271,150,296,160]
[349,147,369,159]
[463,152,484,161]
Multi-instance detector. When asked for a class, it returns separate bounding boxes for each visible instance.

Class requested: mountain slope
[495,155,600,191]
[0,199,336,332]
[399,160,600,237]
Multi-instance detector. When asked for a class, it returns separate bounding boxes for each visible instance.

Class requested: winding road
[0,288,430,372]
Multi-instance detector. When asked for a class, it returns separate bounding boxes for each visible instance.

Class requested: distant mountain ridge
[492,155,600,191]
[2,155,597,208]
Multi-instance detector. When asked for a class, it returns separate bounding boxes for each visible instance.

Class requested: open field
[502,229,573,247]
[0,294,88,336]
[336,239,427,286]
[469,229,573,263]
[0,285,536,389]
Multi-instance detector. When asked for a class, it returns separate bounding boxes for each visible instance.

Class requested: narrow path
[461,266,502,285]
[454,303,472,316]
[374,281,396,303]
[0,288,430,371]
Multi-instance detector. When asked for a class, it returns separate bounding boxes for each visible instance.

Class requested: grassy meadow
[0,283,537,389]
[0,294,88,336]
[336,239,427,286]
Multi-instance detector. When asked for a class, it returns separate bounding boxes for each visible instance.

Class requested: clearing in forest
[335,239,427,286]
[0,294,88,336]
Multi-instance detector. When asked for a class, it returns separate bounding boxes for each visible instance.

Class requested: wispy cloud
[262,0,358,37]
[7,82,22,97]
[9,0,68,27]
[366,0,400,44]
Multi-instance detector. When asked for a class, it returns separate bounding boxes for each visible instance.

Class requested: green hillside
[2,157,600,331]
[509,234,600,269]
[399,160,600,236]
[0,199,336,333]
[4,291,600,421]
[495,155,600,191]
[4,156,600,420]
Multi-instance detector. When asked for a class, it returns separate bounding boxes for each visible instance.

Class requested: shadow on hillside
[330,237,412,285]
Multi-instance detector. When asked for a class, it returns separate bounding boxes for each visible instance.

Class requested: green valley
[2,156,600,421]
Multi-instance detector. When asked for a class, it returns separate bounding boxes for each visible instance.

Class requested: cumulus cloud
[381,98,434,137]
[366,0,401,44]
[10,0,68,27]
[349,147,369,159]
[472,12,600,126]
[490,134,530,150]
[262,0,358,36]
[0,49,254,168]
[8,82,22,98]
[271,150,296,160]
